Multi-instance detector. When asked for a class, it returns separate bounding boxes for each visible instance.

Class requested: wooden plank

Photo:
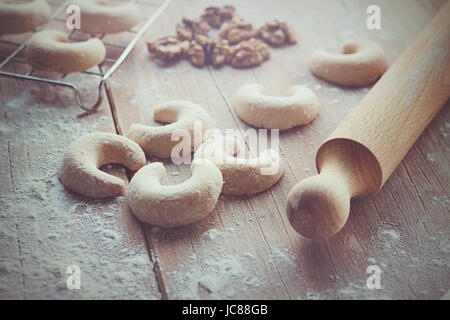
[1,0,448,300]
[339,0,449,299]
[176,0,380,299]
[107,0,315,299]
[0,1,160,299]
[146,0,448,299]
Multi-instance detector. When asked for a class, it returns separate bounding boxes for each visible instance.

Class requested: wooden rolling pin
[286,1,450,240]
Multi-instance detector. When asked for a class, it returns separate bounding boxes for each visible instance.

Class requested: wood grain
[0,1,159,299]
[287,1,450,239]
[0,0,448,299]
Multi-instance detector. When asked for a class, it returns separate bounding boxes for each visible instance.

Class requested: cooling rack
[0,0,172,113]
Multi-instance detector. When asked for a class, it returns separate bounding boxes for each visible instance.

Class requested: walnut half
[201,5,236,28]
[187,35,209,68]
[206,38,230,68]
[147,36,189,62]
[257,20,297,47]
[176,18,210,41]
[219,15,255,45]
[227,38,270,68]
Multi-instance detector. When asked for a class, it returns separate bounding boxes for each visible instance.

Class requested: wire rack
[0,0,172,113]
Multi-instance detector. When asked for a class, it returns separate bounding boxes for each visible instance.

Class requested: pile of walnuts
[147,5,297,69]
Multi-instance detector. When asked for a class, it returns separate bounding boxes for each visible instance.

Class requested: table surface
[0,0,448,299]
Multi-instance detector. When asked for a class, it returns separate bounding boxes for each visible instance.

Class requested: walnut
[257,20,297,47]
[187,35,210,68]
[176,18,210,41]
[280,22,297,44]
[227,38,270,68]
[218,15,245,37]
[188,42,206,68]
[206,38,230,68]
[227,28,256,44]
[147,36,189,62]
[193,34,209,48]
[148,7,298,70]
[201,5,236,28]
[218,15,255,44]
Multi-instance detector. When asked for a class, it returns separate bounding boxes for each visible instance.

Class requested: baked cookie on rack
[0,0,51,35]
[25,30,106,74]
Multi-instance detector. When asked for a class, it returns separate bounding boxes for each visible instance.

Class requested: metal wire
[0,0,172,113]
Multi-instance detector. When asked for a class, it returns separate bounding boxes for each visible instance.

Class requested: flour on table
[426,153,436,163]
[203,228,221,240]
[166,252,264,299]
[328,99,340,105]
[0,80,158,299]
[379,229,401,241]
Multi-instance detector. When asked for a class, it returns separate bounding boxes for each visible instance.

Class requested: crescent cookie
[127,100,214,158]
[59,132,146,198]
[25,30,106,74]
[309,39,388,86]
[195,134,284,195]
[0,0,51,35]
[127,159,223,227]
[233,83,319,130]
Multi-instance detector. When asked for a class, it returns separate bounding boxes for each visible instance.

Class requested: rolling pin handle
[286,165,352,240]
[286,1,450,240]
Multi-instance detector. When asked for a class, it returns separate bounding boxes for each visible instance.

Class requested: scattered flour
[1,66,448,300]
[243,252,257,260]
[328,99,340,105]
[0,79,158,299]
[225,227,235,233]
[367,223,450,299]
[379,229,401,241]
[268,244,297,269]
[203,228,221,240]
[426,153,436,163]
[165,252,265,299]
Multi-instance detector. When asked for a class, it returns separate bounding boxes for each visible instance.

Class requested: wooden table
[0,0,448,299]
